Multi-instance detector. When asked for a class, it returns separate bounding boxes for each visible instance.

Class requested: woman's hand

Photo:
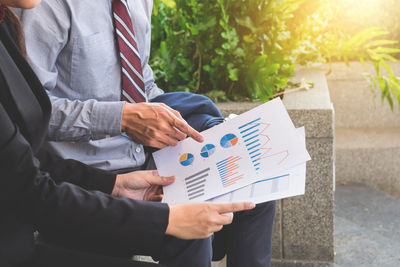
[112,170,175,201]
[166,202,255,239]
[121,102,204,148]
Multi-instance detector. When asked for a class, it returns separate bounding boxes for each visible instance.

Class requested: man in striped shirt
[20,0,202,173]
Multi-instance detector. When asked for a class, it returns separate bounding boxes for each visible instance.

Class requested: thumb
[147,170,176,186]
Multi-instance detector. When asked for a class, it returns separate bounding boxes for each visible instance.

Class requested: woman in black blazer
[0,2,253,267]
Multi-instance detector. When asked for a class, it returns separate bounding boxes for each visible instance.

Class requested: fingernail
[165,176,175,181]
[249,203,256,208]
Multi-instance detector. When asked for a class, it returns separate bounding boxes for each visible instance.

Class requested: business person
[0,2,255,267]
[19,0,203,172]
[20,1,276,266]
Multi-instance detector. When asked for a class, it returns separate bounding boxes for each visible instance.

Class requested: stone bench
[217,68,335,266]
[135,68,335,266]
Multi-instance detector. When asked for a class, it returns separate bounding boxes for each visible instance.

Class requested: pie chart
[220,133,239,148]
[200,144,216,158]
[179,153,194,166]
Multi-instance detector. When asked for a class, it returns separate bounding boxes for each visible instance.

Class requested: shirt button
[135,147,142,153]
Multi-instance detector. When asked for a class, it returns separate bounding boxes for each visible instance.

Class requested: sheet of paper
[209,127,307,204]
[209,163,306,204]
[154,98,311,204]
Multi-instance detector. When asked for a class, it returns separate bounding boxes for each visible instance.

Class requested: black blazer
[0,21,169,266]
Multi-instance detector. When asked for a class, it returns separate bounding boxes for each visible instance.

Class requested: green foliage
[150,0,400,109]
[151,0,299,101]
[290,1,400,111]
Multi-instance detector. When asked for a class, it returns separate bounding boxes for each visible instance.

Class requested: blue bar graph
[238,118,262,171]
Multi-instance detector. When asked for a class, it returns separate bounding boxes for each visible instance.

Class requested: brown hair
[2,6,27,56]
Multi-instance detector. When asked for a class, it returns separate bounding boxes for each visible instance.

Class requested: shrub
[150,0,400,110]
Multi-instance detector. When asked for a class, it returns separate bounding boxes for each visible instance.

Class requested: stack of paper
[153,98,311,205]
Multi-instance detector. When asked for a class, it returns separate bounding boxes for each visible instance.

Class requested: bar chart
[184,168,210,200]
[238,118,264,171]
[216,156,244,187]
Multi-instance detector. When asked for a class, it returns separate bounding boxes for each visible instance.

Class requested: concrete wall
[325,62,400,128]
[217,68,335,265]
[326,62,400,198]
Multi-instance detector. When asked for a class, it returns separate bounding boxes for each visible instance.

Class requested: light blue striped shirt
[19,0,163,171]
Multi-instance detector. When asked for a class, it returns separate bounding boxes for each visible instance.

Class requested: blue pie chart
[220,133,239,148]
[200,144,216,158]
[179,153,194,166]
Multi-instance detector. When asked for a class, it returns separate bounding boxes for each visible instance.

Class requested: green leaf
[380,54,398,62]
[366,40,398,48]
[160,0,176,9]
[380,60,395,77]
[228,68,239,81]
[346,27,389,47]
[374,47,400,54]
[203,65,211,72]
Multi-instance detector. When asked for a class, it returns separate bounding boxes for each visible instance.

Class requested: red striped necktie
[113,0,147,103]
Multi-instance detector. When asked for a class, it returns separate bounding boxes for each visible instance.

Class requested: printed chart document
[153,98,311,204]
[209,127,307,204]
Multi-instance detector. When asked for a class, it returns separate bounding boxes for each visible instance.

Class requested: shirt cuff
[91,101,125,140]
[146,83,164,101]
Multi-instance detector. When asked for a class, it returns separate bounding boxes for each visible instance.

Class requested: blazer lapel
[0,40,45,151]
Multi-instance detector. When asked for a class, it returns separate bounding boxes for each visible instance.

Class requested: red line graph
[245,122,289,165]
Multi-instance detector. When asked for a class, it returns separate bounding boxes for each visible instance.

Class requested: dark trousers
[155,200,276,267]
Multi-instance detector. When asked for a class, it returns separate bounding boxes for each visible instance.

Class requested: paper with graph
[209,127,307,204]
[153,98,311,204]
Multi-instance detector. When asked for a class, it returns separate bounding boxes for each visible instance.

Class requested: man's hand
[121,102,204,148]
[166,202,255,239]
[112,170,175,201]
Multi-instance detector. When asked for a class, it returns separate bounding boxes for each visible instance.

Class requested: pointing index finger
[216,202,255,214]
[172,116,204,143]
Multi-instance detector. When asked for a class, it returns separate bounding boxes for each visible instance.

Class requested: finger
[214,213,234,225]
[160,126,187,142]
[149,194,163,202]
[156,110,188,141]
[158,106,203,143]
[155,132,181,147]
[155,186,164,195]
[139,135,167,148]
[160,104,184,120]
[215,202,255,214]
[211,224,224,233]
[157,176,175,186]
[144,186,162,201]
[221,212,234,220]
[146,139,169,149]
[146,171,176,186]
[171,117,204,143]
[168,129,187,141]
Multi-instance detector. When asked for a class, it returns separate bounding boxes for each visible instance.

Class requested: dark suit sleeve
[0,102,169,255]
[36,149,116,194]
